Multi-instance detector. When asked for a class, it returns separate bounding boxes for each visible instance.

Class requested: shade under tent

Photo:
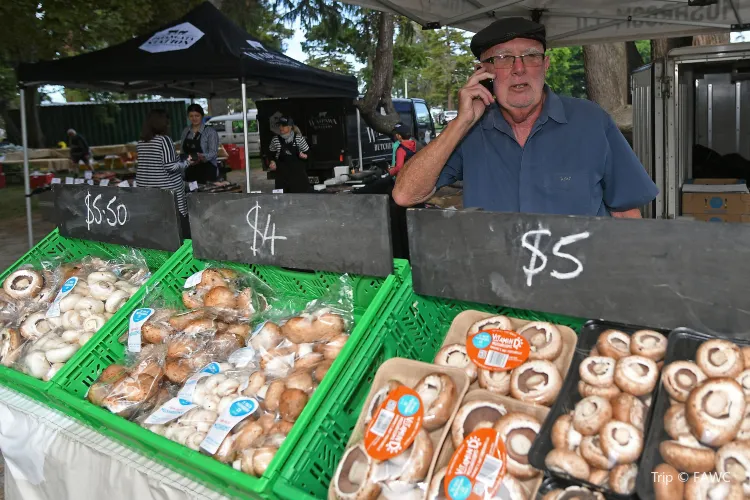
[15,1,358,249]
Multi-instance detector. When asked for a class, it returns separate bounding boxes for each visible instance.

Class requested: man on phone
[392,18,658,218]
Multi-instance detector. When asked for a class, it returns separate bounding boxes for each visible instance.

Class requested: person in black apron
[269,117,312,193]
[181,104,219,184]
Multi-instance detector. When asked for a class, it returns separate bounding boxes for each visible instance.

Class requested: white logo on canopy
[140,22,205,53]
[243,40,302,68]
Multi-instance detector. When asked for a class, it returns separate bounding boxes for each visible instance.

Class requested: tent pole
[20,87,33,249]
[355,107,363,171]
[241,79,251,193]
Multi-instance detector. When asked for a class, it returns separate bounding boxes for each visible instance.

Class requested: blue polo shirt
[436,87,659,216]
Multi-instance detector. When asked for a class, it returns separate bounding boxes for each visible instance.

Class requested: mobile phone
[480,78,495,98]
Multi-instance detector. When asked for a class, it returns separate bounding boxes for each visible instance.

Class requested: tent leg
[356,107,363,171]
[241,80,251,193]
[20,87,33,249]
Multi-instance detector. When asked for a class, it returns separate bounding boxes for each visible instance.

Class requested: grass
[0,186,40,221]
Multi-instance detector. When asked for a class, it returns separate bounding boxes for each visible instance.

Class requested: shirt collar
[481,84,568,134]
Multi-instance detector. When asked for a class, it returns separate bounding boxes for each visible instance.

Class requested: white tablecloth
[0,386,230,500]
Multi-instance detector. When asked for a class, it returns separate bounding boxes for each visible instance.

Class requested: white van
[206,110,260,155]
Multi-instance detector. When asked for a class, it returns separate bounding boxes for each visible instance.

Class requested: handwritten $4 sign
[364,386,424,460]
[466,329,530,372]
[445,428,507,500]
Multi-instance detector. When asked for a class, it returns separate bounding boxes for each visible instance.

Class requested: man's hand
[197,153,206,161]
[269,161,277,171]
[299,152,308,160]
[457,68,495,128]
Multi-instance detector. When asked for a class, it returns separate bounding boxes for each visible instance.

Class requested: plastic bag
[181,266,274,322]
[87,344,169,419]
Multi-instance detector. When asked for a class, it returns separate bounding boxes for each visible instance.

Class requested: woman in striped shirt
[136,109,190,235]
[268,117,312,193]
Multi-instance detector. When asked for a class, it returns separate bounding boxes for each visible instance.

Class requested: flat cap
[470,17,546,59]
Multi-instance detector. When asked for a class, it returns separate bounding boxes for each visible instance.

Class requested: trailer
[632,42,750,219]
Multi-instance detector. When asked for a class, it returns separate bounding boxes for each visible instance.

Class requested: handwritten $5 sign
[520,225,590,287]
[364,386,424,460]
[85,191,128,230]
[445,429,507,500]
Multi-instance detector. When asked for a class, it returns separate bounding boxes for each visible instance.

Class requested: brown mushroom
[320,334,348,360]
[198,269,228,289]
[664,404,691,440]
[468,315,513,335]
[281,312,344,344]
[374,429,433,496]
[736,369,750,402]
[364,379,402,426]
[684,473,743,500]
[599,420,643,465]
[653,463,683,500]
[203,286,237,309]
[686,378,746,447]
[573,396,613,436]
[413,373,457,431]
[333,443,381,500]
[478,368,511,395]
[716,441,750,497]
[517,322,563,361]
[579,356,616,387]
[545,448,591,481]
[659,435,716,472]
[578,380,621,400]
[3,269,43,299]
[662,361,707,402]
[611,393,647,431]
[164,359,194,384]
[596,330,631,360]
[579,435,615,470]
[451,399,506,448]
[696,339,744,379]
[434,343,477,383]
[262,380,286,412]
[609,463,637,495]
[551,413,582,451]
[494,412,541,479]
[613,355,658,396]
[510,360,562,406]
[588,469,610,488]
[168,310,205,331]
[630,330,667,361]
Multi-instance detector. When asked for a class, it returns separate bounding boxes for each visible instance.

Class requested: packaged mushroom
[637,329,750,500]
[529,322,669,498]
[432,311,577,407]
[426,389,548,500]
[1,260,63,313]
[330,358,470,500]
[181,266,274,322]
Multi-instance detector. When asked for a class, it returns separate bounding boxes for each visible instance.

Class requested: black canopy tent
[15,1,358,248]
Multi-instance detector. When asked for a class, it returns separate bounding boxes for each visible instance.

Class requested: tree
[0,0,204,146]
[546,46,586,99]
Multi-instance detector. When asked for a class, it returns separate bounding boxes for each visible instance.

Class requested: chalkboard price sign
[53,184,183,251]
[188,193,393,277]
[407,208,750,335]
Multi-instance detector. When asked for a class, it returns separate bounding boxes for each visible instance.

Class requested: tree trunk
[693,33,730,46]
[0,99,20,143]
[652,37,692,59]
[355,12,399,136]
[582,43,628,115]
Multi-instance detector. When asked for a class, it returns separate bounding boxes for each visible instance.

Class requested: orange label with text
[444,428,507,500]
[364,386,424,460]
[466,328,530,372]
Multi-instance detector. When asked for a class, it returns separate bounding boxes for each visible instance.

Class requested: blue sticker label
[709,196,723,209]
[447,476,472,500]
[472,332,492,349]
[201,362,221,374]
[397,394,421,417]
[178,398,192,406]
[132,308,152,323]
[229,399,257,417]
[61,277,78,293]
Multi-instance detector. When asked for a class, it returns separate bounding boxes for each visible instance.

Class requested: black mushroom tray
[528,320,670,500]
[635,328,750,500]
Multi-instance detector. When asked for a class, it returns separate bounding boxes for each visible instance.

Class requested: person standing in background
[388,123,417,177]
[67,129,91,169]
[136,109,191,237]
[268,117,311,193]
[180,103,220,184]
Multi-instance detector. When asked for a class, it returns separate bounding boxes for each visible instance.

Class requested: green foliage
[635,40,652,63]
[546,46,587,99]
[222,0,293,52]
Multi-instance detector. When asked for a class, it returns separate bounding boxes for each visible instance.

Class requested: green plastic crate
[272,265,586,500]
[0,228,187,407]
[50,244,409,499]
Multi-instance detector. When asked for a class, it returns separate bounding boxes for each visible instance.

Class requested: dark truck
[256,97,436,184]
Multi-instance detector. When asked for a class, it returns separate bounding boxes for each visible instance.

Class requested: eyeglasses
[481,53,545,69]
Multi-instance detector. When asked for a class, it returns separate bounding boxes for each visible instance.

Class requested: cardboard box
[686,213,750,223]
[682,192,750,215]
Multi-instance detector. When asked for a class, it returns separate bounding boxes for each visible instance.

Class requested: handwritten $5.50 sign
[246,200,287,256]
[521,225,590,286]
[85,191,128,230]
